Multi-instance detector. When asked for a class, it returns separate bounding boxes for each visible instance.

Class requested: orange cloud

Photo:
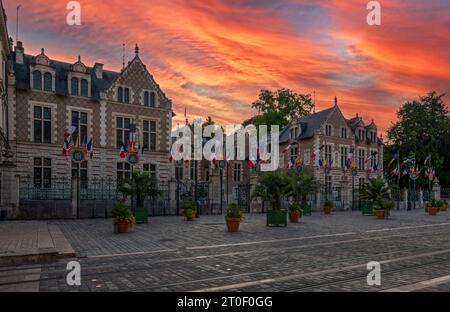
[3,0,450,134]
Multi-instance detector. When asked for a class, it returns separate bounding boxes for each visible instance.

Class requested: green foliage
[118,171,161,209]
[387,92,450,186]
[225,203,243,220]
[324,200,334,208]
[243,89,314,129]
[375,199,395,211]
[288,202,303,215]
[252,171,289,211]
[360,177,391,203]
[111,202,136,225]
[182,199,196,217]
[285,170,318,204]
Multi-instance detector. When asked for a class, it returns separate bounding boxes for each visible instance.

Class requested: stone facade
[279,101,384,210]
[7,42,174,218]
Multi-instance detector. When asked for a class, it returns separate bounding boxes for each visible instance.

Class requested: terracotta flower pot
[226,218,241,232]
[289,212,300,223]
[185,210,196,221]
[428,207,438,216]
[375,209,385,220]
[117,221,129,233]
[324,207,332,215]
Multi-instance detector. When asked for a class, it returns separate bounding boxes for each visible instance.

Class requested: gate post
[71,176,78,219]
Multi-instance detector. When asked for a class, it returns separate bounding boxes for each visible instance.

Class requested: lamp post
[219,160,226,215]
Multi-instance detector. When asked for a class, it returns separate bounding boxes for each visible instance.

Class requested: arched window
[80,79,89,97]
[144,91,149,107]
[124,88,130,103]
[43,72,52,91]
[150,92,156,107]
[71,78,79,96]
[33,70,42,90]
[117,87,123,102]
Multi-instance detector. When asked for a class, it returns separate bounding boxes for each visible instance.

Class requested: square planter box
[134,208,148,224]
[267,209,287,227]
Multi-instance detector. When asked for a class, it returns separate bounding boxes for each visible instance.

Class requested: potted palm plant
[112,202,136,234]
[225,203,243,232]
[288,203,303,223]
[360,176,391,217]
[426,200,439,216]
[323,200,333,214]
[118,171,161,224]
[285,170,318,217]
[441,200,448,212]
[253,171,289,227]
[182,199,196,221]
[374,199,395,219]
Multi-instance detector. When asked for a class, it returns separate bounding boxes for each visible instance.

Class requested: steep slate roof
[14,52,120,100]
[280,106,335,143]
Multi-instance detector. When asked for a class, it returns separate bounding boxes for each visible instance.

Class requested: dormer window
[80,79,89,97]
[124,88,130,103]
[117,87,130,103]
[358,129,365,141]
[44,73,52,91]
[289,126,299,140]
[71,78,79,96]
[341,127,347,139]
[325,124,332,136]
[33,70,42,90]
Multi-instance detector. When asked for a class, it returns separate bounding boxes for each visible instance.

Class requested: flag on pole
[64,126,76,139]
[87,139,94,159]
[81,137,88,154]
[119,144,127,158]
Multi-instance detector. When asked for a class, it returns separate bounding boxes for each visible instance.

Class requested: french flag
[87,139,94,159]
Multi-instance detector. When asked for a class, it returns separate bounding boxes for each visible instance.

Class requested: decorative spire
[135,44,139,57]
[122,43,125,70]
[184,106,188,125]
[78,55,81,62]
[334,96,338,106]
[41,48,45,55]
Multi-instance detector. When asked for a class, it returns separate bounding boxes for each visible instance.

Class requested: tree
[252,171,289,210]
[243,88,314,128]
[119,171,161,210]
[285,170,318,206]
[386,92,450,186]
[360,176,391,204]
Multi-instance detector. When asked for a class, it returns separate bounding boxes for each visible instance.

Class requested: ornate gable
[105,45,171,109]
[35,48,50,66]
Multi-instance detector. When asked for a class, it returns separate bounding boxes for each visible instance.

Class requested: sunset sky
[3,0,450,134]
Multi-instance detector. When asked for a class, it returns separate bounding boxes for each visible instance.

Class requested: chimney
[15,41,24,64]
[93,63,103,79]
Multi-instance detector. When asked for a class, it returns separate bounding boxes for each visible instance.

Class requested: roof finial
[78,55,81,62]
[122,43,125,69]
[135,44,139,57]
[41,48,45,54]
[334,96,338,106]
[184,106,188,125]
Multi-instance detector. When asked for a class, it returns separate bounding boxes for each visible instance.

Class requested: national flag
[119,144,127,158]
[64,126,76,139]
[365,155,372,164]
[318,159,323,167]
[74,135,80,150]
[81,137,88,154]
[67,137,74,152]
[168,154,173,162]
[283,144,292,154]
[387,157,396,169]
[424,154,431,167]
[246,159,256,168]
[87,139,94,159]
[62,137,70,156]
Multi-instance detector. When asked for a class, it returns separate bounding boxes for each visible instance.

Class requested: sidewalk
[0,221,75,266]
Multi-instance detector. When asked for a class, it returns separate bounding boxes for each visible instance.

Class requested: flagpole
[396,150,400,210]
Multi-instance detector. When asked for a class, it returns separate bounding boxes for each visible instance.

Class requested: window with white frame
[325,145,333,163]
[340,146,348,168]
[71,111,88,143]
[341,127,347,138]
[143,163,157,177]
[233,163,241,182]
[358,149,365,170]
[34,106,52,144]
[33,157,52,188]
[325,124,332,136]
[143,120,157,152]
[116,117,131,148]
[117,162,131,184]
[117,87,131,103]
[290,146,298,163]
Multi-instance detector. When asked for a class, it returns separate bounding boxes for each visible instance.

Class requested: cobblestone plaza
[2,210,450,292]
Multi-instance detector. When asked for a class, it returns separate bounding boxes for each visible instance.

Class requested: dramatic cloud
[4,0,450,133]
